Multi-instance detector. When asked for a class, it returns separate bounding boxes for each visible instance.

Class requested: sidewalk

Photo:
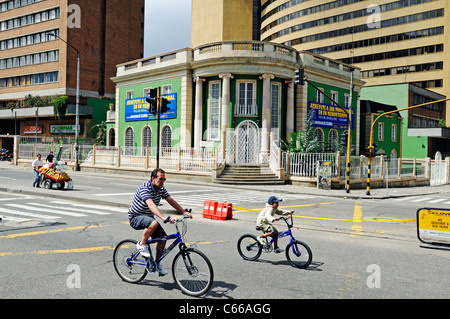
[1,160,450,208]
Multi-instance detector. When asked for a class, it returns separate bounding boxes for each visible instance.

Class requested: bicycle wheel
[172,248,214,297]
[237,234,262,261]
[285,240,312,269]
[113,239,147,283]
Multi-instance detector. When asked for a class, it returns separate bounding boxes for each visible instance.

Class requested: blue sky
[144,0,192,57]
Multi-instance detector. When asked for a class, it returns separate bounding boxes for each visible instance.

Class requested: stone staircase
[213,164,285,185]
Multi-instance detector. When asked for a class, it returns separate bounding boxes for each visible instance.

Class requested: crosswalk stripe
[0,207,61,220]
[6,203,87,217]
[25,202,111,215]
[410,197,433,202]
[49,201,127,213]
[428,198,448,203]
[0,215,31,222]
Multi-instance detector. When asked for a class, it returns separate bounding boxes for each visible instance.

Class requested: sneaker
[274,247,284,254]
[256,236,265,246]
[158,263,168,277]
[136,242,150,258]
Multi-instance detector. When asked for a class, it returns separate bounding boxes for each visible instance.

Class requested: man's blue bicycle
[113,213,214,297]
[237,213,312,269]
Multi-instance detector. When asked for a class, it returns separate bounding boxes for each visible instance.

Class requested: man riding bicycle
[256,196,293,253]
[128,168,192,276]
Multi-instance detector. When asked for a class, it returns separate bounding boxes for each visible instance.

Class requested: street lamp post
[50,32,80,171]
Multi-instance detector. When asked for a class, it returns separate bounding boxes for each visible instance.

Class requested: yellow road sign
[417,208,450,246]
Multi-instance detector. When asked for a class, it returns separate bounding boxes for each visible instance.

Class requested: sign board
[24,126,42,134]
[125,93,177,122]
[50,125,80,134]
[417,208,450,246]
[308,102,355,130]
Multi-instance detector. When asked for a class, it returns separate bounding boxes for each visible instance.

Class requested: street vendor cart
[39,162,74,190]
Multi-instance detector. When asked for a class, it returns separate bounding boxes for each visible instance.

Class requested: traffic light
[340,131,348,148]
[294,68,305,85]
[160,97,171,114]
[372,143,378,157]
[145,88,158,115]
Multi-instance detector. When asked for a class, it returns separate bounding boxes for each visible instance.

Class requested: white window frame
[391,124,397,142]
[271,82,281,133]
[315,88,324,103]
[378,122,384,141]
[209,81,221,140]
[235,80,257,116]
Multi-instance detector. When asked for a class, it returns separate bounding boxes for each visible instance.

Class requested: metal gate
[226,121,262,164]
[430,152,448,186]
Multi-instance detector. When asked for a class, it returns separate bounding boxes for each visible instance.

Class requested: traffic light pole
[366,97,450,195]
[156,87,161,169]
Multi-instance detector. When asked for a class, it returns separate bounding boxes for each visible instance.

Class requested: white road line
[0,215,31,222]
[0,207,61,220]
[25,202,110,215]
[428,198,449,203]
[0,197,33,201]
[0,176,16,180]
[93,192,135,197]
[75,185,103,189]
[49,201,127,213]
[7,203,87,217]
[410,197,433,202]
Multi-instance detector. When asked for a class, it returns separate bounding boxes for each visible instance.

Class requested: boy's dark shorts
[129,214,167,238]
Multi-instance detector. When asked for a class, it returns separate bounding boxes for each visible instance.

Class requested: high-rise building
[0,0,144,135]
[260,0,450,121]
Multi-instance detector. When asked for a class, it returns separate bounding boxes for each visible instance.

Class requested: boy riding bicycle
[256,196,293,253]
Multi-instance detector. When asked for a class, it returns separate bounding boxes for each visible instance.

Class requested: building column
[194,77,205,149]
[286,79,295,142]
[219,72,233,137]
[260,73,274,162]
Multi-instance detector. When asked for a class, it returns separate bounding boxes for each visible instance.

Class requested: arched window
[143,126,152,147]
[125,127,134,155]
[161,125,172,148]
[108,128,115,146]
[328,129,338,152]
[314,128,324,152]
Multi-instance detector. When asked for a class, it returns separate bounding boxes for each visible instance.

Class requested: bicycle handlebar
[163,209,192,224]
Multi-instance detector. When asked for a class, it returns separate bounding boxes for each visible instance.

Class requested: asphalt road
[1,164,449,302]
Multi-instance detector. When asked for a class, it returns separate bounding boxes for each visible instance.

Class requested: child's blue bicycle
[113,213,214,297]
[237,213,312,269]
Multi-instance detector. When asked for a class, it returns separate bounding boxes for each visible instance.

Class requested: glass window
[209,82,221,140]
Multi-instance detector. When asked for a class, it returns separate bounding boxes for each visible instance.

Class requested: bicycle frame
[264,215,301,256]
[126,229,184,268]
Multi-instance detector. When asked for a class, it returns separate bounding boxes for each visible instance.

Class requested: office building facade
[261,0,450,121]
[0,0,144,140]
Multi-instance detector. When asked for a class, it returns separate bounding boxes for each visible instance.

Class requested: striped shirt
[128,181,170,219]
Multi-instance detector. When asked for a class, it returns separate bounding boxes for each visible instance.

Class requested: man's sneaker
[256,236,265,246]
[136,242,150,258]
[274,247,284,254]
[158,264,168,277]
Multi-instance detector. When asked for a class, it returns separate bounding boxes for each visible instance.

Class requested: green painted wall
[360,84,428,159]
[118,78,183,148]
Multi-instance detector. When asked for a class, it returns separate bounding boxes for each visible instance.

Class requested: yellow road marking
[0,225,104,239]
[0,240,224,257]
[233,203,416,223]
[351,202,363,236]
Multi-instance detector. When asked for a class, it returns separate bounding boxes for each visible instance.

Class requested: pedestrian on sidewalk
[32,154,43,187]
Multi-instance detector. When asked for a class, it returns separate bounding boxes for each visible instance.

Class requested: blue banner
[125,93,177,121]
[308,101,354,130]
